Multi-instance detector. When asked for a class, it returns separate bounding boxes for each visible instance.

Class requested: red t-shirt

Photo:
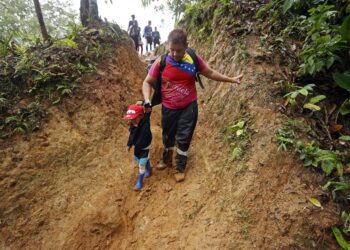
[148,53,207,109]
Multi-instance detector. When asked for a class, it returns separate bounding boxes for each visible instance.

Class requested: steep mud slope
[110,37,340,249]
[0,42,146,249]
[0,13,341,250]
[191,34,339,249]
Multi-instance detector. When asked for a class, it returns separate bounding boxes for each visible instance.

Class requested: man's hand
[231,73,243,84]
[143,100,152,113]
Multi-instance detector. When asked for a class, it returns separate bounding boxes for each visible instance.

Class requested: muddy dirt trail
[0,39,338,249]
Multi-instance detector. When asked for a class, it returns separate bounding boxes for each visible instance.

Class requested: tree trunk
[33,0,49,41]
[89,0,99,21]
[80,0,90,26]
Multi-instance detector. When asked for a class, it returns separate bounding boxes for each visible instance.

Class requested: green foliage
[296,140,343,176]
[283,0,299,14]
[323,179,350,200]
[275,120,349,245]
[297,4,347,75]
[234,42,249,63]
[256,0,283,20]
[339,135,350,141]
[0,0,78,43]
[276,121,344,176]
[0,23,125,139]
[56,83,73,96]
[226,119,250,163]
[299,34,345,76]
[219,0,230,6]
[14,43,31,75]
[1,102,46,138]
[89,44,103,59]
[340,16,350,42]
[284,83,316,105]
[341,211,350,234]
[53,38,78,48]
[339,99,350,116]
[257,0,350,84]
[334,70,350,92]
[0,94,7,110]
[284,83,326,111]
[66,23,84,40]
[183,0,214,42]
[333,71,350,117]
[0,35,13,57]
[303,95,326,111]
[277,126,296,151]
[332,227,350,250]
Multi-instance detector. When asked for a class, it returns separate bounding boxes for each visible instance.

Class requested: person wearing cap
[142,29,243,182]
[124,103,152,190]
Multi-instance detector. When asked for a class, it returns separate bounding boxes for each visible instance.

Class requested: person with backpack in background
[124,102,152,190]
[128,14,138,34]
[128,14,139,51]
[143,21,153,52]
[152,27,161,48]
[142,29,243,182]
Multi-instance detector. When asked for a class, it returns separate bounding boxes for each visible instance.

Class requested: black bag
[150,54,167,106]
[149,48,204,107]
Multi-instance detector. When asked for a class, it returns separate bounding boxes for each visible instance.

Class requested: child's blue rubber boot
[144,161,152,177]
[135,173,144,191]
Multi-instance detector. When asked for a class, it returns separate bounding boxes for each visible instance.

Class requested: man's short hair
[131,14,135,18]
[168,29,187,46]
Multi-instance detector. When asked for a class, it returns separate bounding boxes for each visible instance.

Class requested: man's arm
[200,66,243,84]
[142,74,157,109]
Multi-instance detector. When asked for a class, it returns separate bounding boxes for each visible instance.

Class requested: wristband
[144,100,152,108]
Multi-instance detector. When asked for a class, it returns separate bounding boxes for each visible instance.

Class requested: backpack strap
[186,48,204,89]
[151,53,167,106]
[159,53,167,72]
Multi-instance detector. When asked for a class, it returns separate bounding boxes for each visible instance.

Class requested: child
[124,103,152,190]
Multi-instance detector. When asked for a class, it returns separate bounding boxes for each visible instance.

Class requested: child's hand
[135,100,143,105]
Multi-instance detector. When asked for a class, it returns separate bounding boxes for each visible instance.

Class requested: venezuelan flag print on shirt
[148,53,207,110]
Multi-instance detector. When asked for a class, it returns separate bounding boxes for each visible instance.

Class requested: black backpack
[150,48,204,106]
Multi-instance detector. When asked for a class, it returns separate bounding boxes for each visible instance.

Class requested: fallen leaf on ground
[309,198,322,208]
[329,123,343,133]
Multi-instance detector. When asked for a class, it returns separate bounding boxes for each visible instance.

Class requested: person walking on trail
[128,15,139,51]
[142,29,243,182]
[143,20,153,52]
[128,14,138,34]
[137,27,144,56]
[124,103,152,191]
[152,27,161,48]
